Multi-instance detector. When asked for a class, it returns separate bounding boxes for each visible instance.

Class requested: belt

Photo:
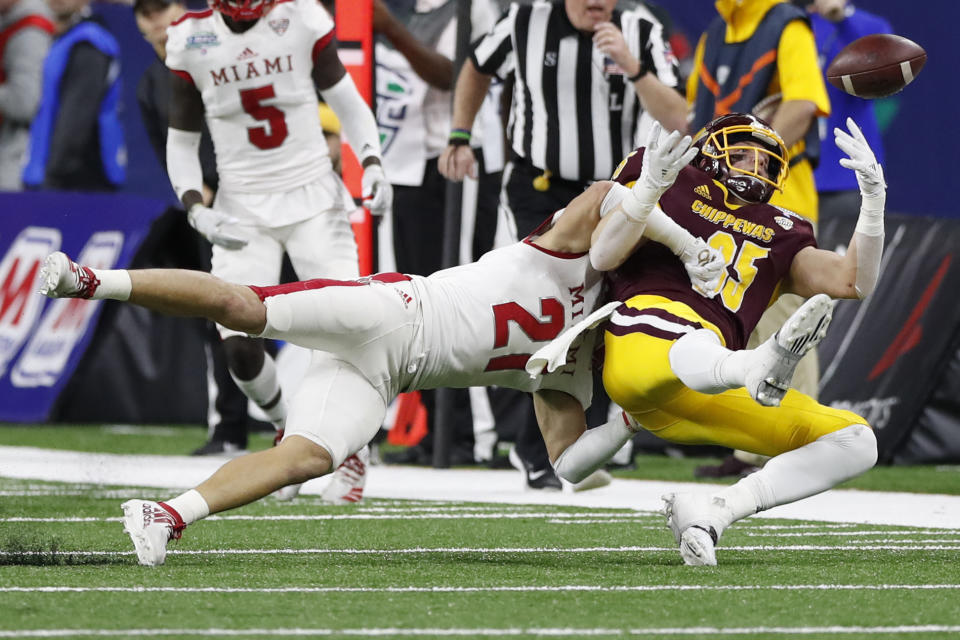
[509,153,589,193]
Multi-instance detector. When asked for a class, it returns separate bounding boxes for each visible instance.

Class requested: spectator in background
[22,0,125,191]
[0,0,53,190]
[686,0,830,479]
[805,0,890,221]
[134,0,255,457]
[373,0,504,467]
[439,0,687,489]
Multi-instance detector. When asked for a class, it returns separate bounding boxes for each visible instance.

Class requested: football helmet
[210,0,275,21]
[691,113,788,204]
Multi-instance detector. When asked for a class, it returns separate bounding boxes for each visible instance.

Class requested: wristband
[626,65,648,82]
[448,128,471,147]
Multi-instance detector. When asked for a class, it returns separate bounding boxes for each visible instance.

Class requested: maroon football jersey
[608,148,817,349]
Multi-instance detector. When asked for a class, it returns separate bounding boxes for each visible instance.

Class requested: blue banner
[0,191,167,421]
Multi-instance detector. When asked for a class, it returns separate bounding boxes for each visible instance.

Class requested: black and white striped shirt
[471,0,679,182]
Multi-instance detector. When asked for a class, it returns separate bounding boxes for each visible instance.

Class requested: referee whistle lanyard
[533,169,552,192]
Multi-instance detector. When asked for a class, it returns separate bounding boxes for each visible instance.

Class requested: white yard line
[2,544,959,558]
[2,445,960,528]
[3,584,960,594]
[1,626,960,637]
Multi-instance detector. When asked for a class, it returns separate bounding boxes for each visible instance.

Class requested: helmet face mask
[692,114,789,205]
[210,0,275,21]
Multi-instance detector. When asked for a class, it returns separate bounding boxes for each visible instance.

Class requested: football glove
[361,164,393,217]
[637,122,698,198]
[680,237,725,299]
[835,117,885,205]
[187,204,248,250]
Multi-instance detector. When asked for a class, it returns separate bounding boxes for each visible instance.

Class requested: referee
[439,0,688,488]
[439,0,687,239]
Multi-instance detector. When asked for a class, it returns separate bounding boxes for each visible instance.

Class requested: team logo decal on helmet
[691,113,789,205]
[210,0,276,21]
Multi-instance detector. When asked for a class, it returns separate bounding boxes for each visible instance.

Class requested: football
[826,33,926,99]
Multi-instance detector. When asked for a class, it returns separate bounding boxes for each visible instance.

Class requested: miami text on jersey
[209,55,294,86]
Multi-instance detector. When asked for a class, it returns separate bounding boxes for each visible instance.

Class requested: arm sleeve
[319,73,383,163]
[469,4,516,79]
[590,182,696,271]
[777,20,830,117]
[45,43,111,185]
[166,127,203,201]
[0,27,52,122]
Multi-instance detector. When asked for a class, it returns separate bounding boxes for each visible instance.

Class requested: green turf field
[2,424,960,639]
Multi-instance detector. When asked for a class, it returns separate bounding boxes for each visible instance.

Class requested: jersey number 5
[240,85,288,150]
[485,299,565,372]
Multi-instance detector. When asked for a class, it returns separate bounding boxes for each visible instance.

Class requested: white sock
[230,354,287,428]
[669,329,750,393]
[717,424,877,519]
[89,268,131,301]
[164,489,210,525]
[553,412,636,484]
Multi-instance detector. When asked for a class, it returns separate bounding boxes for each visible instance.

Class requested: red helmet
[210,0,276,21]
[691,113,789,205]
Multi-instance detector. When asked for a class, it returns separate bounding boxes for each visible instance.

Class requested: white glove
[679,237,725,299]
[634,122,698,203]
[187,204,248,250]
[361,163,393,217]
[835,117,885,210]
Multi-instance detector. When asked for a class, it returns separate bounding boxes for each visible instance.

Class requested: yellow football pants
[603,295,868,458]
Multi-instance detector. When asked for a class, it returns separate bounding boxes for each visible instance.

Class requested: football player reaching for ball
[163,0,392,504]
[570,113,884,566]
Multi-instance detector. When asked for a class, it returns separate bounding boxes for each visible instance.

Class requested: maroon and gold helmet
[691,113,789,204]
[210,0,276,21]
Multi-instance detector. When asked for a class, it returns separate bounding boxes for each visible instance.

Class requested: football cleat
[273,482,304,502]
[661,492,733,567]
[679,526,718,567]
[38,252,100,299]
[744,294,833,407]
[191,440,247,457]
[121,499,186,567]
[508,445,562,491]
[320,445,370,505]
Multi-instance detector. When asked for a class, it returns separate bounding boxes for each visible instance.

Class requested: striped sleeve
[625,7,680,89]
[470,3,518,79]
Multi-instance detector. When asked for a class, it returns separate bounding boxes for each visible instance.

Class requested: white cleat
[744,293,833,407]
[662,492,732,567]
[679,526,717,566]
[121,499,185,567]
[38,251,100,299]
[320,445,369,505]
[273,482,303,502]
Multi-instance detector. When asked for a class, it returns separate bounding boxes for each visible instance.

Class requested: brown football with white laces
[826,33,926,99]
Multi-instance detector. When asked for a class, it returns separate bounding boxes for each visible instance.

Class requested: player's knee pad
[222,336,266,380]
[819,423,878,474]
[668,329,727,394]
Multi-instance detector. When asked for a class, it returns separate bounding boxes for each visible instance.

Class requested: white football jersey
[166,0,333,193]
[411,237,604,408]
